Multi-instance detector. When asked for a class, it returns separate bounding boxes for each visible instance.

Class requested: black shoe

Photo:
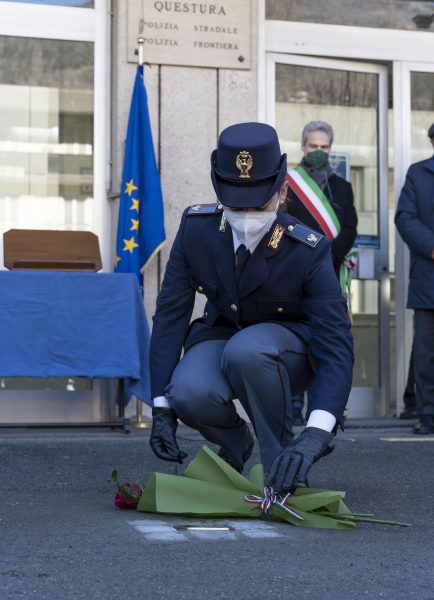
[399,407,418,419]
[292,408,306,427]
[218,427,254,473]
[413,416,434,434]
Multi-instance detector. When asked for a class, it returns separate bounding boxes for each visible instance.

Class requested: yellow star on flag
[123,237,139,254]
[125,179,138,196]
[114,254,121,267]
[130,218,139,231]
[130,198,140,212]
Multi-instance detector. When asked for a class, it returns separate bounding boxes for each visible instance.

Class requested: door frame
[0,0,111,420]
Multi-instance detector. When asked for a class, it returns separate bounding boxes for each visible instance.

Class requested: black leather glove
[149,407,188,463]
[265,427,334,493]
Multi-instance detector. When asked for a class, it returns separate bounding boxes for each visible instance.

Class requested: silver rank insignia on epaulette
[219,213,227,232]
[268,224,285,249]
[187,203,223,216]
[286,223,323,248]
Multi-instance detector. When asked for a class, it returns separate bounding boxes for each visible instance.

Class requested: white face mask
[224,196,279,252]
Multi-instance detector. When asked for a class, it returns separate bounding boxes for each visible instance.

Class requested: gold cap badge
[236,151,253,179]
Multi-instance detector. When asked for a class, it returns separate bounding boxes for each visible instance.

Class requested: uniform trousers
[403,341,417,411]
[414,310,434,417]
[166,323,315,471]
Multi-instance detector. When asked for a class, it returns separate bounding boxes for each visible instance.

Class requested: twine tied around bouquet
[244,487,304,521]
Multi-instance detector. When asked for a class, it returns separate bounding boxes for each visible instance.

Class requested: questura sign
[128,0,252,69]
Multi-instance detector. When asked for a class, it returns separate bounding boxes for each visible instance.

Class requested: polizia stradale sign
[128,0,252,69]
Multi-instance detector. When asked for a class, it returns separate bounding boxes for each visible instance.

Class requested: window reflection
[275,63,379,237]
[410,72,434,163]
[1,1,94,7]
[267,0,434,32]
[0,37,94,238]
[0,36,94,391]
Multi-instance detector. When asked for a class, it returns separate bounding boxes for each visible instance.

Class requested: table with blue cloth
[0,271,151,431]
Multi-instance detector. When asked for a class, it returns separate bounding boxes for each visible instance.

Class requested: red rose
[111,471,142,509]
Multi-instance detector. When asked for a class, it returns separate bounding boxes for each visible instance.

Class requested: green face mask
[304,149,329,170]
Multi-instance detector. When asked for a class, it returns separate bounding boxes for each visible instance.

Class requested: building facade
[0,0,433,423]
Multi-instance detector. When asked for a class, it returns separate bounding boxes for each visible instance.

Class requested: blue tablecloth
[0,271,151,405]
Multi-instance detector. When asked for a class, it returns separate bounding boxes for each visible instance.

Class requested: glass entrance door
[267,54,390,417]
[393,62,434,416]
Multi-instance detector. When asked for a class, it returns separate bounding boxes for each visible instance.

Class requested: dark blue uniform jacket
[395,155,434,309]
[150,206,354,425]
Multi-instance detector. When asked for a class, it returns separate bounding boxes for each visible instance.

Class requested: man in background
[395,123,434,434]
[285,120,358,425]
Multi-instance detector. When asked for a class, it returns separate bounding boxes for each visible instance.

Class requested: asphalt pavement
[1,418,434,600]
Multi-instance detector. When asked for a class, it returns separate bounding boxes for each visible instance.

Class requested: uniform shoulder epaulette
[285,223,323,248]
[187,203,223,215]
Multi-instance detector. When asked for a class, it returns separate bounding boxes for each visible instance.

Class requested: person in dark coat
[395,122,434,434]
[285,120,358,425]
[148,122,354,494]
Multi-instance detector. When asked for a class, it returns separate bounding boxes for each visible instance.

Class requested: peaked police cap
[210,122,287,209]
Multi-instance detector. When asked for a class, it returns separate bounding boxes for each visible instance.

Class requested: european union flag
[114,66,166,286]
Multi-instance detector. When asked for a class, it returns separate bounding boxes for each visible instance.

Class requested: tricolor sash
[286,165,340,240]
[286,165,357,311]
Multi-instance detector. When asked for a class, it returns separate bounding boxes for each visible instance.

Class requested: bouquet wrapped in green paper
[137,446,408,529]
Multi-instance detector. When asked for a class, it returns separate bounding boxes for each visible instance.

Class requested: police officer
[149,122,354,493]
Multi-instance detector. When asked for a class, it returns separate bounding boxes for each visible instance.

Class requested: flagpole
[137,35,145,66]
[135,35,149,428]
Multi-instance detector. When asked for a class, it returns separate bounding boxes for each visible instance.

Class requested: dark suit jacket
[150,206,353,426]
[285,173,358,274]
[395,155,434,309]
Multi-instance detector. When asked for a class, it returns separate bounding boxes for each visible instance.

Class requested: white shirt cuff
[153,395,171,408]
[306,409,336,432]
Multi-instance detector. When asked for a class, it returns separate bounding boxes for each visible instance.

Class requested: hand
[149,407,188,463]
[265,427,334,493]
